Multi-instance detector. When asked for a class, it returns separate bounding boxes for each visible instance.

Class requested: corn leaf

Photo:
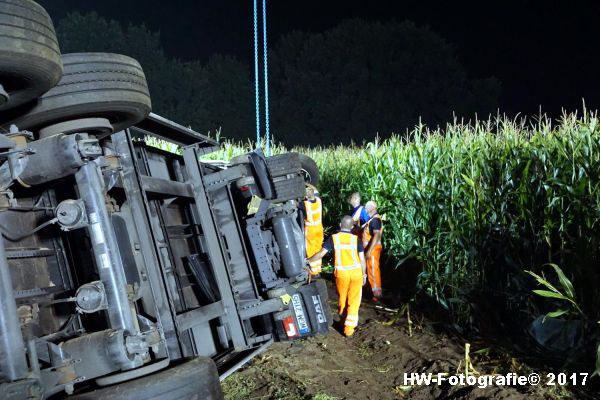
[532,290,569,301]
[546,263,575,300]
[525,270,561,294]
[543,309,568,322]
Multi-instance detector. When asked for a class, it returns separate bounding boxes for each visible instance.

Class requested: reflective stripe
[345,314,359,327]
[333,235,342,267]
[335,265,361,271]
[349,235,360,267]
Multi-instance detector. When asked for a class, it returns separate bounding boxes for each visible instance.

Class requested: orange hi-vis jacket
[304,197,324,274]
[304,197,322,228]
[332,232,362,272]
[332,231,363,336]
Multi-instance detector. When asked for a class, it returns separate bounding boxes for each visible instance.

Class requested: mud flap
[274,281,332,340]
[298,280,331,335]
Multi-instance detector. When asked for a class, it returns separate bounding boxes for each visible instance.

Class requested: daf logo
[312,295,326,324]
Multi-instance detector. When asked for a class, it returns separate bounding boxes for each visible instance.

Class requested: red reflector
[239,185,250,192]
[283,316,298,338]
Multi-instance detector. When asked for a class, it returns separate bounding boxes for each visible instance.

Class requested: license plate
[291,294,310,334]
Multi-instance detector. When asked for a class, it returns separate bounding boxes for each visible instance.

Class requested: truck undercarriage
[0,2,330,398]
[0,113,331,399]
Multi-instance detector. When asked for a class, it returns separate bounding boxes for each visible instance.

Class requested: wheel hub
[38,118,114,139]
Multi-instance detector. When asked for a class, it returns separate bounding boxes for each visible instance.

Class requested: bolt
[64,384,74,395]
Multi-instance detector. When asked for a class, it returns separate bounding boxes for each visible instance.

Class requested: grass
[312,394,339,400]
[221,375,257,400]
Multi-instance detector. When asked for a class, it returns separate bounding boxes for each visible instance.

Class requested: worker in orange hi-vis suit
[298,184,324,276]
[308,216,367,337]
[362,201,383,301]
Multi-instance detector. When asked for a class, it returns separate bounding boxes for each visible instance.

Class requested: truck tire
[266,153,301,177]
[0,0,63,111]
[299,154,319,186]
[70,357,223,400]
[272,176,306,202]
[4,52,151,133]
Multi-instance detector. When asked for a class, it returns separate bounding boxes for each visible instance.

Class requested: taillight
[239,185,250,192]
[282,315,299,338]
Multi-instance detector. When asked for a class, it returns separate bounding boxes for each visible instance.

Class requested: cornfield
[150,112,600,340]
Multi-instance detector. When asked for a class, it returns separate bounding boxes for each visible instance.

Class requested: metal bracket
[77,138,102,159]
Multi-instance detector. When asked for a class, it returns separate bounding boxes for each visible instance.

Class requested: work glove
[363,274,367,286]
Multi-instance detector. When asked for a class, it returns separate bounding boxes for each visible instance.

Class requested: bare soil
[222,278,578,400]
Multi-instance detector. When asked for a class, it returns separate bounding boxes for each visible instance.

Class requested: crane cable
[253,0,271,156]
[253,0,260,149]
[262,0,271,156]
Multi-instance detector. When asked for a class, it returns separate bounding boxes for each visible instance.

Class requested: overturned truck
[0,1,330,399]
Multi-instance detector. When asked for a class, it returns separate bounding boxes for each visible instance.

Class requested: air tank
[271,214,304,278]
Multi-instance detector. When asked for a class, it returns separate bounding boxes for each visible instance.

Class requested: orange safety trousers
[366,245,382,299]
[363,214,383,299]
[336,268,363,336]
[305,224,324,275]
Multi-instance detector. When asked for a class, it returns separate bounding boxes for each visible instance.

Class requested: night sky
[39,0,600,118]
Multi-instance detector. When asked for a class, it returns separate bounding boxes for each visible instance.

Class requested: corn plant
[526,263,582,320]
[527,263,600,375]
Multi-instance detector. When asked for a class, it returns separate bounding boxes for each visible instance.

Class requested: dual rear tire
[0,0,152,133]
[3,52,152,133]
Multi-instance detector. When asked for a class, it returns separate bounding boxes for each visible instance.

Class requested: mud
[222,278,582,400]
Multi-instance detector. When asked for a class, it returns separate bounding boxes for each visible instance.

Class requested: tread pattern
[4,52,152,133]
[272,176,306,202]
[0,0,63,111]
[267,153,301,177]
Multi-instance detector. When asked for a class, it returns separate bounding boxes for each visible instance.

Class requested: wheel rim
[301,168,313,183]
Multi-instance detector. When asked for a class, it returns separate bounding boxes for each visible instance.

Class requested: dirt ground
[222,278,582,400]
